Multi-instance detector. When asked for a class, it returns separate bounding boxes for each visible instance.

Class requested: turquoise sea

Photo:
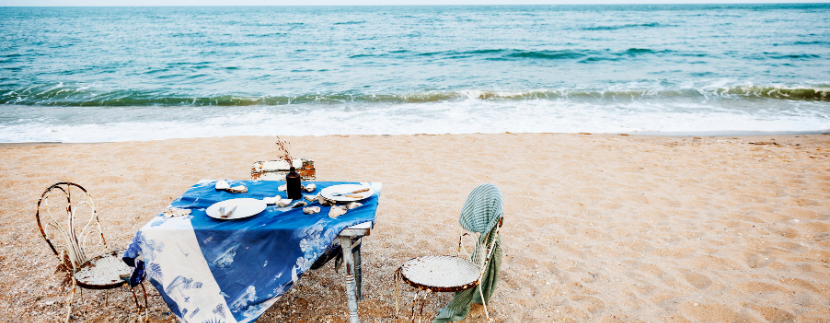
[1,4,829,142]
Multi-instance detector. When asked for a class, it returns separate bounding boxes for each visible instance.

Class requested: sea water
[1,4,828,143]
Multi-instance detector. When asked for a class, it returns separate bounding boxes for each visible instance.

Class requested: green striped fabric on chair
[434,183,504,322]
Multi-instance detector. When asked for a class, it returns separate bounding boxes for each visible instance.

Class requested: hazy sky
[1,0,827,6]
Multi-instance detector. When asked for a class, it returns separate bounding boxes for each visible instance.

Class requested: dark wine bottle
[286,166,302,200]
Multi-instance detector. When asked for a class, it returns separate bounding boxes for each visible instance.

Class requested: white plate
[206,198,267,220]
[320,184,374,202]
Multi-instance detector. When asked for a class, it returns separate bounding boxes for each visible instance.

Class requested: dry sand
[1,133,829,323]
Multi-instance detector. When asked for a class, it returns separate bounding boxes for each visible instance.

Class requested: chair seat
[400,255,480,293]
[74,252,131,289]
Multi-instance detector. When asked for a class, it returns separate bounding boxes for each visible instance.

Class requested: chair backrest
[471,218,503,269]
[251,158,316,181]
[35,182,107,272]
[457,184,504,269]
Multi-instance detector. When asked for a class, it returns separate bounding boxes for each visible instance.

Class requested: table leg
[355,239,363,301]
[339,236,360,323]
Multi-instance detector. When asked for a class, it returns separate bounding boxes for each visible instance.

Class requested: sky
[1,0,827,6]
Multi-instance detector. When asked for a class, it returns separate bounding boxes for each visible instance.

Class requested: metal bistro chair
[395,184,505,322]
[35,182,148,322]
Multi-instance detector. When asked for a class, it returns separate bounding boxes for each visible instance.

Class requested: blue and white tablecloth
[123,180,381,323]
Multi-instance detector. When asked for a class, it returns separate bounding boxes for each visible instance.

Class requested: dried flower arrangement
[275,136,293,167]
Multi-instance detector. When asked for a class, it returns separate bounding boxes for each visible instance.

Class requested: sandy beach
[1,133,828,322]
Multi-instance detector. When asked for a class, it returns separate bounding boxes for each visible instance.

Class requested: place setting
[204,178,375,221]
[205,198,267,220]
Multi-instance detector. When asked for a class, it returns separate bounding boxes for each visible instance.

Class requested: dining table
[122,179,381,323]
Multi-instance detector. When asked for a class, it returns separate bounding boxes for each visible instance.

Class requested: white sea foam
[0,99,827,143]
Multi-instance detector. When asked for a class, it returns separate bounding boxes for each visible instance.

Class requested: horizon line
[2,2,829,7]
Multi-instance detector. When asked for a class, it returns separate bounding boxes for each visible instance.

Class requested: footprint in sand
[682,271,713,290]
[744,252,775,269]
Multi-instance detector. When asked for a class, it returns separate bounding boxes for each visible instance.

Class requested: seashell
[317,195,334,206]
[328,205,347,218]
[263,196,280,205]
[345,202,362,210]
[304,194,318,202]
[302,183,317,193]
[276,199,293,207]
[278,184,287,192]
[162,207,191,218]
[228,185,248,193]
[215,180,231,190]
[303,206,321,214]
[290,201,307,208]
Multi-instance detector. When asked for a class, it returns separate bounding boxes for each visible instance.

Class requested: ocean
[1,4,828,143]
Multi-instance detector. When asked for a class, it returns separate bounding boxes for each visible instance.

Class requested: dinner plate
[320,184,374,202]
[206,198,267,220]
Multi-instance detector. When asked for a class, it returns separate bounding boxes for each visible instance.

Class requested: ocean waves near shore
[3,84,829,107]
[2,96,827,143]
[1,4,829,142]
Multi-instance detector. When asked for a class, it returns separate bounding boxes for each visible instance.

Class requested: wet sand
[1,133,828,322]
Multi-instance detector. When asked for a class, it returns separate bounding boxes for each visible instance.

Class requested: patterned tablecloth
[123,180,381,323]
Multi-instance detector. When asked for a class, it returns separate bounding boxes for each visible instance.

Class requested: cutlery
[331,187,370,197]
[219,205,238,219]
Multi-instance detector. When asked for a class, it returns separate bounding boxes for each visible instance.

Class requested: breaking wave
[2,84,829,107]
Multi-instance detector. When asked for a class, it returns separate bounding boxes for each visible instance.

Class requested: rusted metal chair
[395,184,505,322]
[35,182,147,322]
[395,218,504,321]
